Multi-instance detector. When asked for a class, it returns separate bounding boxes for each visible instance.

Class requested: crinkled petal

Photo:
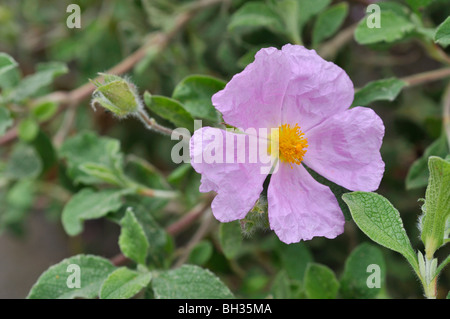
[303,106,385,192]
[268,163,345,244]
[212,47,289,130]
[212,44,354,132]
[279,44,354,131]
[190,127,269,222]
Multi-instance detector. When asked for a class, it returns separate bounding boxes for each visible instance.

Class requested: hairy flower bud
[91,73,143,118]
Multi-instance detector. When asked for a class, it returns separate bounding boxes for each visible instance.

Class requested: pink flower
[190,44,384,244]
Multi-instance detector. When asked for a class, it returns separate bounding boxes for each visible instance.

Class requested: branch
[401,67,450,87]
[0,0,226,146]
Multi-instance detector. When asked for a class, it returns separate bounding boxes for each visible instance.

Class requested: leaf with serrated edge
[342,192,418,271]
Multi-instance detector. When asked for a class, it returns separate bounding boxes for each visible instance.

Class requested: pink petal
[212,44,354,132]
[190,127,269,222]
[279,44,354,131]
[212,47,289,130]
[303,106,385,192]
[268,163,345,244]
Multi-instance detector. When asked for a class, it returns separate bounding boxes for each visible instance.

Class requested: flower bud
[91,73,143,118]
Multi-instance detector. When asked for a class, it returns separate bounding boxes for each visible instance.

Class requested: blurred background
[0,0,449,298]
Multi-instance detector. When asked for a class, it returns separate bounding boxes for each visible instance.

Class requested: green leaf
[274,0,302,44]
[59,131,125,186]
[342,192,418,272]
[188,240,213,266]
[421,156,450,254]
[406,134,449,189]
[312,2,349,46]
[0,53,18,79]
[152,265,234,299]
[406,0,435,12]
[18,118,39,142]
[143,92,194,131]
[172,75,225,122]
[304,263,339,299]
[219,220,242,260]
[32,101,58,122]
[62,188,128,236]
[10,62,68,102]
[0,106,13,136]
[119,208,149,265]
[278,242,313,282]
[0,53,20,90]
[270,270,291,299]
[4,143,43,179]
[355,11,415,45]
[167,163,193,186]
[340,243,386,299]
[352,78,408,107]
[227,2,284,35]
[27,254,116,299]
[100,267,151,299]
[434,16,450,48]
[297,0,331,26]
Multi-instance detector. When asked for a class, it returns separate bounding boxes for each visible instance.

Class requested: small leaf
[406,0,435,13]
[355,11,415,45]
[342,192,418,271]
[406,134,449,189]
[297,0,331,26]
[227,2,284,35]
[188,240,213,266]
[62,188,128,236]
[312,2,349,46]
[278,241,313,283]
[143,92,194,131]
[172,75,225,122]
[32,101,58,122]
[219,220,242,260]
[340,243,386,299]
[304,263,339,299]
[434,16,450,48]
[59,131,125,185]
[0,53,18,78]
[27,254,116,299]
[10,62,68,102]
[270,270,291,299]
[18,118,39,142]
[100,267,151,299]
[119,208,149,265]
[421,156,450,254]
[152,265,234,299]
[4,143,43,179]
[352,78,407,107]
[0,106,13,136]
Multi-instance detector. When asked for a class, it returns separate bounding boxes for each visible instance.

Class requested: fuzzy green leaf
[342,192,418,271]
[4,143,43,179]
[100,267,151,299]
[355,11,415,45]
[219,221,243,260]
[143,92,194,131]
[304,263,339,299]
[434,16,450,48]
[340,243,386,299]
[27,254,116,299]
[62,188,128,236]
[152,265,234,299]
[352,78,407,107]
[312,2,348,46]
[421,156,450,254]
[172,75,225,122]
[119,208,149,265]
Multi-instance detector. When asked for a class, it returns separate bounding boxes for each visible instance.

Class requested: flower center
[269,123,308,168]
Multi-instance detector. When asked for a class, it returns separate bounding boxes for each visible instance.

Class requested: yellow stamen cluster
[270,123,308,168]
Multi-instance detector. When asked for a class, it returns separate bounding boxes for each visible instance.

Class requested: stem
[136,186,179,199]
[136,110,176,136]
[401,67,450,87]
